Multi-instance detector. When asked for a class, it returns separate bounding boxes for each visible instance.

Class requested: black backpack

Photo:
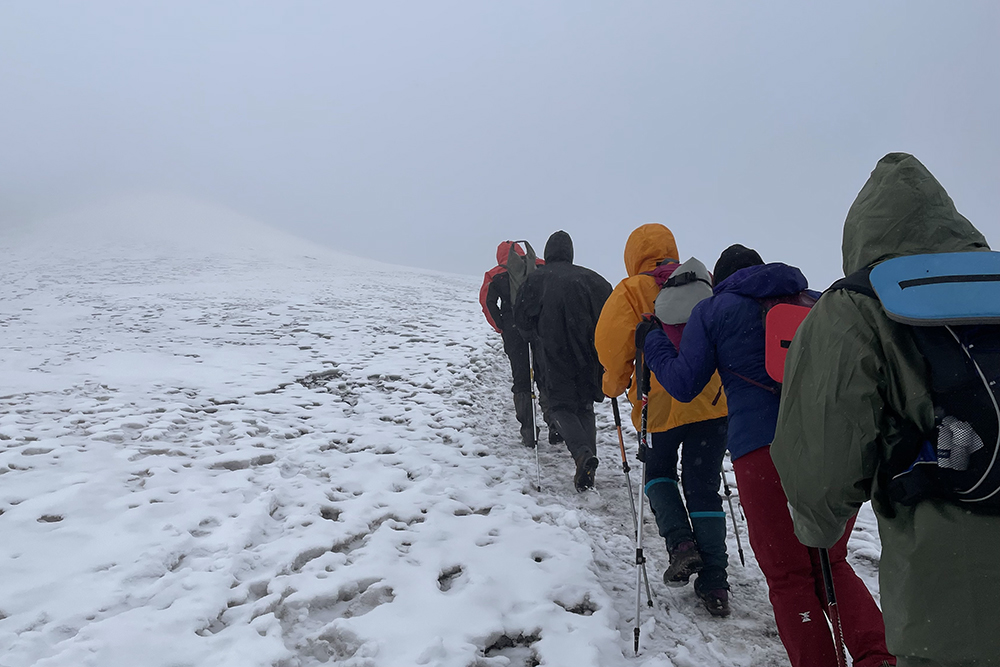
[830,251,1000,514]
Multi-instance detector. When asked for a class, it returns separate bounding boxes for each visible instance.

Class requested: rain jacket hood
[713,263,808,300]
[544,231,574,264]
[624,223,679,277]
[843,152,989,275]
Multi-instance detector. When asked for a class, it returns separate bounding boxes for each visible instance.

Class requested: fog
[2,1,998,287]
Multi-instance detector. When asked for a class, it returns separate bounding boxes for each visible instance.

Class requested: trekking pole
[722,474,746,566]
[633,356,653,655]
[528,344,541,492]
[611,397,654,608]
[819,547,848,667]
[612,397,639,533]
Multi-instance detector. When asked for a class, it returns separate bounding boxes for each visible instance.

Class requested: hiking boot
[548,429,563,445]
[574,456,599,492]
[662,541,703,587]
[695,587,731,617]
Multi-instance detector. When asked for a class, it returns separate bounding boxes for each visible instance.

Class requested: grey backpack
[503,240,538,306]
[653,257,714,325]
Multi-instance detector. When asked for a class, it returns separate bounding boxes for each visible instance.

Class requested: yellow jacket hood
[625,224,679,277]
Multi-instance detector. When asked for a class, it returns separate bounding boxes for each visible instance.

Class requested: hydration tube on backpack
[830,251,1000,514]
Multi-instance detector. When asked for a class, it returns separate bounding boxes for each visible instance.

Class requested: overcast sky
[2,1,998,287]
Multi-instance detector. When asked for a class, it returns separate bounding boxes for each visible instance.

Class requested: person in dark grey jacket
[516,231,613,491]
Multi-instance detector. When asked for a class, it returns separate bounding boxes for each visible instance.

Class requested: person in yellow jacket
[595,223,732,616]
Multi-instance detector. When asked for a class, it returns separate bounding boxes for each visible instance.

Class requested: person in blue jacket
[642,245,894,667]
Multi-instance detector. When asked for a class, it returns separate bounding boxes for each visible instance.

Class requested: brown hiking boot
[695,586,731,617]
[662,540,703,587]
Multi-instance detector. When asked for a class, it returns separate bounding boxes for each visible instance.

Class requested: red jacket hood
[497,241,526,265]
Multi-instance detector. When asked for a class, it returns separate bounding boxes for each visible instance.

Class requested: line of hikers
[479,153,1000,667]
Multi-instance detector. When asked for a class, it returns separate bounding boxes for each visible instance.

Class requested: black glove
[634,315,659,350]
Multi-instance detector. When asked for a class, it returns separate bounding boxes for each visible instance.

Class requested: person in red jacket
[480,241,559,447]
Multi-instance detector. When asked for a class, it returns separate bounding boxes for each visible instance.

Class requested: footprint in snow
[208,453,275,471]
[482,632,541,667]
[294,578,394,621]
[433,559,463,588]
[189,516,220,537]
[555,594,599,616]
[320,506,342,521]
[475,529,500,547]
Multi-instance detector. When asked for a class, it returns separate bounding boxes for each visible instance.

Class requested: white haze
[1,1,998,288]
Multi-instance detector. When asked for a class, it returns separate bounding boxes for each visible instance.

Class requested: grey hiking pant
[550,404,596,465]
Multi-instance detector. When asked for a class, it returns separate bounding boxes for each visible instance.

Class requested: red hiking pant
[734,446,894,667]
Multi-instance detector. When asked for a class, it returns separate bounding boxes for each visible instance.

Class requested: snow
[0,196,885,666]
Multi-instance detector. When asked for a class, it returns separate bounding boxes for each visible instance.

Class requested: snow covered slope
[0,197,884,666]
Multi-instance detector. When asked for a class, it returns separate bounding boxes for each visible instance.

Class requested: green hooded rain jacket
[772,153,999,666]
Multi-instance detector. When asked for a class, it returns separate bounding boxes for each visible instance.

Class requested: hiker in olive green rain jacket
[772,153,1000,667]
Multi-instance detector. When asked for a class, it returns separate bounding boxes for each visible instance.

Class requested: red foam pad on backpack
[765,304,812,383]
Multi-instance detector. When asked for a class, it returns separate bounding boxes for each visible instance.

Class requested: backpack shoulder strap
[664,271,712,289]
[758,290,819,314]
[828,266,876,299]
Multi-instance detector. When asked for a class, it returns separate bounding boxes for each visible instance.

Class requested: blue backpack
[831,251,1000,514]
